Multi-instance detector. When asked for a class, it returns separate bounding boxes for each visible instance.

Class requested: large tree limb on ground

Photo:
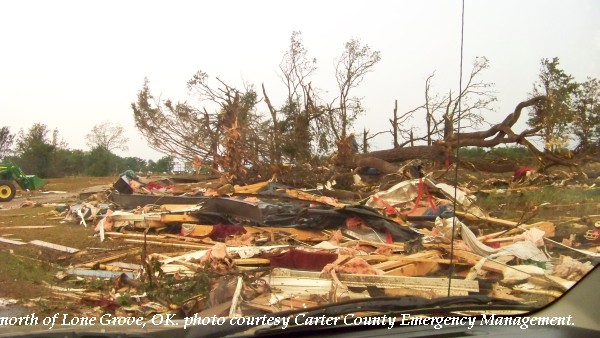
[338,96,592,174]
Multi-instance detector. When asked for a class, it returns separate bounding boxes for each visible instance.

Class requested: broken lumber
[271,268,478,296]
[455,210,521,227]
[124,239,212,249]
[29,240,79,253]
[0,237,27,245]
[477,221,555,241]
[0,225,55,229]
[159,204,201,212]
[65,268,136,279]
[451,249,531,282]
[544,238,600,258]
[74,248,141,267]
[183,224,330,242]
[371,250,444,277]
[160,214,200,223]
[106,262,142,271]
[234,181,269,194]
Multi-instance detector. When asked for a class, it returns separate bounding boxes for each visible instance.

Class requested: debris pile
[19,169,599,319]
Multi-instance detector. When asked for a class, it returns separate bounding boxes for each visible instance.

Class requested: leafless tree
[330,38,381,142]
[85,121,129,152]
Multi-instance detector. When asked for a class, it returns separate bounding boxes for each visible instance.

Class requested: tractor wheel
[0,180,16,202]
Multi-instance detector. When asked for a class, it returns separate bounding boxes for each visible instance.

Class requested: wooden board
[74,248,141,267]
[184,224,329,242]
[234,181,269,194]
[159,204,201,212]
[65,268,135,279]
[0,226,55,229]
[124,239,212,249]
[29,240,79,253]
[451,249,531,282]
[271,268,479,294]
[160,214,200,223]
[0,237,27,245]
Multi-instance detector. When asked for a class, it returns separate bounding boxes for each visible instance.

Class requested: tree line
[0,122,174,178]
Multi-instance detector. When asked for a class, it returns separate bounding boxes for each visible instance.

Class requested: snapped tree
[132,74,263,182]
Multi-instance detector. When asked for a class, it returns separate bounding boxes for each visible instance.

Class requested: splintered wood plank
[159,204,201,212]
[74,248,141,267]
[106,262,142,271]
[244,226,329,242]
[184,224,329,242]
[132,220,166,228]
[371,250,445,275]
[123,239,211,249]
[477,221,555,241]
[233,258,270,265]
[160,214,200,223]
[104,232,166,239]
[452,249,531,282]
[384,251,442,276]
[385,261,440,277]
[29,240,79,253]
[284,189,346,208]
[234,181,269,194]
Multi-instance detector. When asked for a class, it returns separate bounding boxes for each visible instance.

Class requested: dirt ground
[0,177,116,312]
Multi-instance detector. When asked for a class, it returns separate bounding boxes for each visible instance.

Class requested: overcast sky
[1,0,598,161]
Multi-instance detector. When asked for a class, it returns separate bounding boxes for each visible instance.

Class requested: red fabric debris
[265,249,338,271]
[405,178,437,215]
[144,181,170,191]
[385,229,393,244]
[371,196,397,215]
[514,166,535,180]
[207,224,247,241]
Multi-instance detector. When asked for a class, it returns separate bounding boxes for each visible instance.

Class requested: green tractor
[0,162,47,202]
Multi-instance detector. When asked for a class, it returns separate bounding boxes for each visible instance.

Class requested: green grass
[475,186,600,221]
[0,251,55,299]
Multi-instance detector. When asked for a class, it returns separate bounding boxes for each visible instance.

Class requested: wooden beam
[234,181,269,194]
[159,204,201,212]
[477,221,555,241]
[233,258,270,265]
[160,214,200,223]
[29,240,79,253]
[271,268,478,294]
[451,249,531,282]
[455,210,518,227]
[244,226,330,242]
[74,248,141,267]
[0,237,27,245]
[104,232,166,239]
[0,225,55,229]
[184,224,329,242]
[65,268,136,279]
[124,239,212,249]
[106,262,142,271]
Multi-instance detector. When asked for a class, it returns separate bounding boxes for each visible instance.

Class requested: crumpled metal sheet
[365,179,419,208]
